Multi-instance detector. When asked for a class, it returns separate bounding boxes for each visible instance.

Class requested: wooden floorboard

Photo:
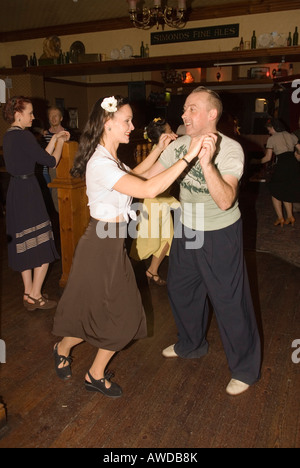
[0,185,300,448]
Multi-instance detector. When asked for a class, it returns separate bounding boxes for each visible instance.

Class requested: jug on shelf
[255,98,268,113]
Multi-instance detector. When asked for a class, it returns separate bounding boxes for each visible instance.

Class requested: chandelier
[127,0,187,30]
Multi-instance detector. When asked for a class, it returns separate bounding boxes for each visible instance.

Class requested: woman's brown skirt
[53,218,147,351]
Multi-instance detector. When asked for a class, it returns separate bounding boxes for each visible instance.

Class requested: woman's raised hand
[156,132,178,152]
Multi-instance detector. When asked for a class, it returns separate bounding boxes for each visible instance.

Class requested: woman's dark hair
[71,95,128,178]
[266,118,286,133]
[2,96,32,124]
[145,118,168,145]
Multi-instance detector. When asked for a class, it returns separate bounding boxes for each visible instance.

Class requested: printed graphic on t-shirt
[175,144,209,195]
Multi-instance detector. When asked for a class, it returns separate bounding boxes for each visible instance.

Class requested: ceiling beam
[190,0,300,21]
[0,0,299,42]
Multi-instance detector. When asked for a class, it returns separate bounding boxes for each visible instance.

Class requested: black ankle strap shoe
[85,370,122,398]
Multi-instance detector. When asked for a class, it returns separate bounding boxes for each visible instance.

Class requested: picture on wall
[55,98,65,112]
[68,108,78,129]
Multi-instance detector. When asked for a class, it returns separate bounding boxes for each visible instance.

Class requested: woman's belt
[11,173,35,180]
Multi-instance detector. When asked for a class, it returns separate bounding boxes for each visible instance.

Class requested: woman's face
[109,104,135,144]
[15,103,34,129]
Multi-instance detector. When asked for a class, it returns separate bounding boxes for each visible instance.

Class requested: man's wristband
[181,156,190,166]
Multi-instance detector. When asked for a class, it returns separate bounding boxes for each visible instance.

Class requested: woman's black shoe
[85,370,123,398]
[53,343,72,380]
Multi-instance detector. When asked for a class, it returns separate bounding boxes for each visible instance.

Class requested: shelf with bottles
[238,27,298,52]
[2,46,300,79]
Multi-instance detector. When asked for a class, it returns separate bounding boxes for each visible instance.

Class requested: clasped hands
[155,132,217,166]
[188,133,217,167]
[55,130,71,143]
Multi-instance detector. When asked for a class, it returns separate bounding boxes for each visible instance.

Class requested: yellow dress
[130,194,180,261]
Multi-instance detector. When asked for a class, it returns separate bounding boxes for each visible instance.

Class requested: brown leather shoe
[146,270,167,286]
[23,292,49,308]
[25,295,57,311]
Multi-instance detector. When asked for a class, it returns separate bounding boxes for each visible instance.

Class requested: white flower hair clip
[101,97,118,113]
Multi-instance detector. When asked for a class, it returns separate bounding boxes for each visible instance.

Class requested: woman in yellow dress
[130,118,180,285]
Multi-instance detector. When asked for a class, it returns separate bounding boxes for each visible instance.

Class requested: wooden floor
[0,186,300,448]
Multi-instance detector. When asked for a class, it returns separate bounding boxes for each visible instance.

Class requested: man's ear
[208,108,218,122]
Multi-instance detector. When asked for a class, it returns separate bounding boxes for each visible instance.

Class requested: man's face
[182,92,214,137]
[49,110,62,127]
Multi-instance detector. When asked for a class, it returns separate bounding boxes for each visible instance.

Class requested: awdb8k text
[145,453,198,463]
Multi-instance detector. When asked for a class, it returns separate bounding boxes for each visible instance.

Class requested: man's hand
[197,133,217,168]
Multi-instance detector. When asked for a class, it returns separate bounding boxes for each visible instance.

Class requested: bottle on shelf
[32,52,37,66]
[58,49,64,64]
[293,27,298,46]
[287,32,292,46]
[145,44,149,58]
[251,31,256,49]
[277,62,282,77]
[239,37,244,51]
[288,64,294,76]
[140,41,145,58]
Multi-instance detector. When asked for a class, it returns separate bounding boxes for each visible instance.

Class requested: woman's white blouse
[86,145,135,222]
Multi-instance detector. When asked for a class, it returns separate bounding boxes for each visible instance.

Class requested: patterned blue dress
[3,127,59,271]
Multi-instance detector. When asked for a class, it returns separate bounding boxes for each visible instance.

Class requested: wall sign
[151,24,239,45]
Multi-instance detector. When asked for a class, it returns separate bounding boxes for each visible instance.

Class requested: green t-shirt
[159,133,244,231]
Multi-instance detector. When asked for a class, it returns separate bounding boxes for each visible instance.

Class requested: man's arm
[198,134,239,211]
[202,165,239,211]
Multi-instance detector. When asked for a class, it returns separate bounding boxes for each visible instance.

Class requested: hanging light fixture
[127,0,187,30]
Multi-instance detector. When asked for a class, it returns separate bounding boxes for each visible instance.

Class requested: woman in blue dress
[2,96,69,310]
